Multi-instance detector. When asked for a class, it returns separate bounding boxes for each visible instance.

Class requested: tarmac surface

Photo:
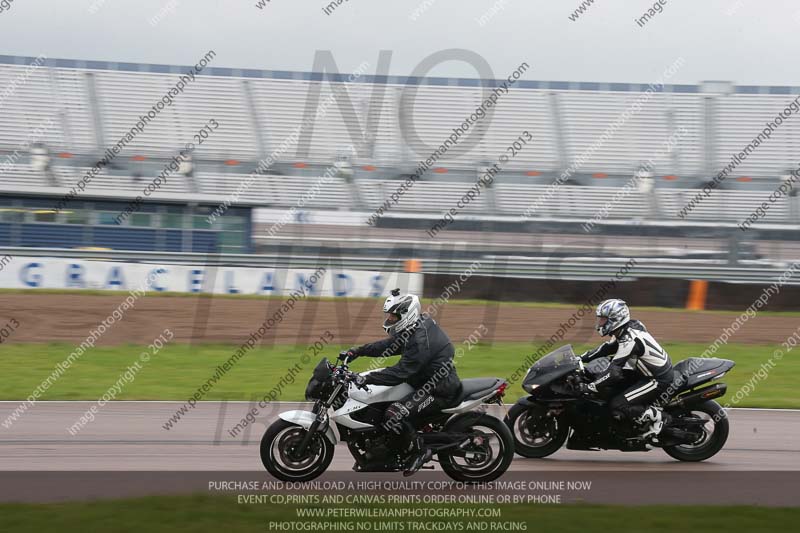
[0,402,797,505]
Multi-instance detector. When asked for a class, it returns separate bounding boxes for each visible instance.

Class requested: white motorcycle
[260,354,515,482]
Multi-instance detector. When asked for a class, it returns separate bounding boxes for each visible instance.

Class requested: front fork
[296,380,342,456]
[295,401,327,456]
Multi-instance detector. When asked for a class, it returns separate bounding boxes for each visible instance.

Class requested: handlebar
[333,367,370,391]
[331,366,348,380]
[337,350,353,366]
[565,372,588,393]
[333,352,369,390]
[332,366,353,381]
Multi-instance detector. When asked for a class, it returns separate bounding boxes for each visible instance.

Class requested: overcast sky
[0,0,797,86]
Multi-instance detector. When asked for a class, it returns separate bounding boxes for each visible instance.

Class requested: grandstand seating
[558,91,706,176]
[93,70,260,160]
[0,166,793,225]
[2,55,800,226]
[716,93,800,177]
[0,61,96,153]
[0,162,192,194]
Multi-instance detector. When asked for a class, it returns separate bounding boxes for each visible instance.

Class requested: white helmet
[382,289,421,335]
[595,298,630,337]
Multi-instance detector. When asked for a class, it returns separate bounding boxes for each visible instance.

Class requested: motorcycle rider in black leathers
[339,289,462,476]
[579,298,674,439]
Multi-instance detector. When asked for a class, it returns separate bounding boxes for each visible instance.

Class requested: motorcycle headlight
[523,383,539,393]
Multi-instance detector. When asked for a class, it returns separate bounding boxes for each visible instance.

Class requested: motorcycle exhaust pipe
[667,383,727,409]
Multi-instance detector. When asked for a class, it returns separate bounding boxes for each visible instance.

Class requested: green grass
[0,495,797,532]
[0,341,796,407]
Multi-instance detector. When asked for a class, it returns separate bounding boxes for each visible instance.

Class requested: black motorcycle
[505,345,734,461]
[261,354,515,482]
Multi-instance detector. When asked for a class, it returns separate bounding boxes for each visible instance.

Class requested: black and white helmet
[382,288,421,335]
[595,298,630,337]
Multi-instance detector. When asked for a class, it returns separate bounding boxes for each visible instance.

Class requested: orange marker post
[404,259,421,273]
[686,280,708,310]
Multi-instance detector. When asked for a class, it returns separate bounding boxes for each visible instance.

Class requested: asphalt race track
[1,402,798,505]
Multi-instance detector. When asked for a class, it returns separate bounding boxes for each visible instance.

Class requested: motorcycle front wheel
[260,419,335,481]
[504,402,569,458]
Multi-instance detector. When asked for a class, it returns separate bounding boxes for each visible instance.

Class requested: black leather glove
[576,382,597,396]
[338,349,359,362]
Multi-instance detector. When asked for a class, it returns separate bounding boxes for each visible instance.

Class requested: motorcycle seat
[458,378,504,402]
[669,357,734,392]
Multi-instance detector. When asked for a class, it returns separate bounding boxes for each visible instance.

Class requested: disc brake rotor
[277,429,319,467]
[521,412,556,442]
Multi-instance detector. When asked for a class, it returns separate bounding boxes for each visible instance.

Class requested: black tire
[663,400,729,462]
[260,419,335,482]
[504,402,569,458]
[438,413,515,483]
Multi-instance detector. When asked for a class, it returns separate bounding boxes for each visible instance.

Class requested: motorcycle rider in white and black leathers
[340,289,462,476]
[578,299,674,438]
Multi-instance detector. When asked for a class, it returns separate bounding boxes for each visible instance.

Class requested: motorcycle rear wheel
[438,414,514,482]
[663,400,729,462]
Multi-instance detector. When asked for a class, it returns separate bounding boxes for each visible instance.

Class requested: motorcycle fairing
[348,381,415,404]
[279,410,338,444]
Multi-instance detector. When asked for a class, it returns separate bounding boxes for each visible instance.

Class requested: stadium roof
[4,54,797,95]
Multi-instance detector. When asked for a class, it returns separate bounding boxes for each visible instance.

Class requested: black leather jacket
[353,316,462,401]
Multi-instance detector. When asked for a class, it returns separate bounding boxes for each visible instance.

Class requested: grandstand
[2,53,800,254]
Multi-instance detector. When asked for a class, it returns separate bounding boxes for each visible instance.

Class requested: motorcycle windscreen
[522,344,581,388]
[305,358,333,401]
